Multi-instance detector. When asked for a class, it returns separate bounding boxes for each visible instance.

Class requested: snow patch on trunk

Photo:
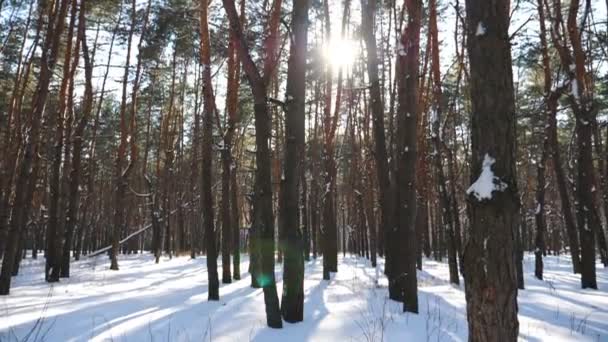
[571,79,580,100]
[466,153,507,200]
[476,22,486,36]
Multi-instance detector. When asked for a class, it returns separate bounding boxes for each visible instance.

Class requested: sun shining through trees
[323,36,359,69]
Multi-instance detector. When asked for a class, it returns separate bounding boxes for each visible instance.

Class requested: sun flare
[323,37,358,69]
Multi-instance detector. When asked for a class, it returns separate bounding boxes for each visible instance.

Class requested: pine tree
[463,0,520,339]
[280,0,309,323]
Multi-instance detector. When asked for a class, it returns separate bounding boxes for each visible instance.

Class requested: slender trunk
[603,118,608,265]
[162,49,179,259]
[200,0,220,300]
[534,0,553,281]
[430,0,458,285]
[221,0,244,282]
[592,122,608,266]
[189,64,201,259]
[62,0,93,277]
[47,0,78,282]
[516,206,525,289]
[549,108,581,273]
[230,2,245,277]
[301,161,310,262]
[231,160,241,279]
[311,84,321,260]
[221,134,233,284]
[321,0,338,279]
[111,0,138,271]
[548,0,599,287]
[361,0,393,283]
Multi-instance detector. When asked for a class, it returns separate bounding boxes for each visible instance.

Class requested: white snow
[430,109,438,124]
[397,42,407,56]
[1,253,607,341]
[476,22,486,36]
[571,79,580,100]
[466,153,508,201]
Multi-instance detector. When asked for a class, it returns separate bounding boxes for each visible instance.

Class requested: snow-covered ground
[1,253,607,341]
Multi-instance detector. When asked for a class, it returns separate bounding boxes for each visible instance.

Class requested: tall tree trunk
[223,0,283,328]
[566,0,601,288]
[546,0,599,287]
[0,0,37,259]
[190,64,201,259]
[516,206,525,289]
[301,160,310,262]
[46,0,78,282]
[538,0,582,275]
[429,0,458,285]
[602,118,608,265]
[111,0,138,271]
[533,0,554,281]
[280,0,308,322]
[592,122,608,267]
[221,0,244,283]
[200,0,220,300]
[361,0,394,287]
[463,0,520,340]
[231,160,241,279]
[229,0,244,272]
[395,0,421,313]
[320,0,347,280]
[72,18,98,260]
[310,84,321,261]
[221,118,233,283]
[0,0,71,295]
[549,105,581,273]
[61,0,93,278]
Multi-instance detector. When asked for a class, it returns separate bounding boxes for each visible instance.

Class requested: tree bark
[463,0,520,340]
[221,0,244,283]
[546,0,599,287]
[200,0,220,300]
[320,0,347,280]
[0,0,70,295]
[430,0,458,285]
[395,0,421,313]
[111,0,138,271]
[61,0,94,278]
[46,0,78,282]
[361,0,394,287]
[538,0,582,275]
[223,0,283,328]
[280,0,308,323]
[533,0,555,281]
